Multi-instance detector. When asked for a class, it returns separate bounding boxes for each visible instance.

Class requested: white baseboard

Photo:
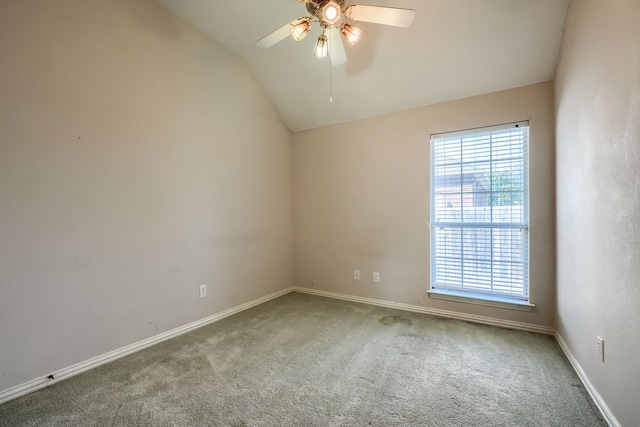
[292,287,555,335]
[1,285,618,427]
[554,333,619,427]
[0,287,294,405]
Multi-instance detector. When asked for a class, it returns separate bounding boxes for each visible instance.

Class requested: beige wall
[555,1,640,425]
[293,82,556,328]
[8,1,637,422]
[0,0,292,392]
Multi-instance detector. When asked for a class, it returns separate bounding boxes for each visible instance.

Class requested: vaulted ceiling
[155,0,570,132]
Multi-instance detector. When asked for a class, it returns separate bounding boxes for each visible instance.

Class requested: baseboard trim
[292,287,554,335]
[554,332,619,427]
[1,285,618,427]
[0,287,294,405]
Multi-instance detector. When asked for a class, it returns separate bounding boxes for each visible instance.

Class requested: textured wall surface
[0,0,292,392]
[293,82,556,328]
[555,0,640,425]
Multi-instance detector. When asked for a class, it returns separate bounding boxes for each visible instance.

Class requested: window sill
[427,289,535,312]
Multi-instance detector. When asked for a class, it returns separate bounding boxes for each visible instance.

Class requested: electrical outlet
[354,270,360,280]
[373,272,380,283]
[597,336,604,362]
[199,284,207,298]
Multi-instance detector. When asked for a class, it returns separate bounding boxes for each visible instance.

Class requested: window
[429,122,533,311]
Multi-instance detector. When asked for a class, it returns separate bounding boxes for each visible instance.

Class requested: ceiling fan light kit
[257,0,415,64]
[320,1,342,25]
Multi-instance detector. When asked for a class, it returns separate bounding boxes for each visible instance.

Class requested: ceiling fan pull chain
[329,28,333,104]
[329,61,333,104]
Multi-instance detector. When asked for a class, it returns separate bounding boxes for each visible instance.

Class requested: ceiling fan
[256,0,416,65]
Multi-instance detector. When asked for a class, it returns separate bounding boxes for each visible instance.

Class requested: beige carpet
[0,292,605,426]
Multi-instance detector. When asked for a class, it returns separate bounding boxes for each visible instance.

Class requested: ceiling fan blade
[344,5,416,28]
[328,26,347,66]
[255,22,292,49]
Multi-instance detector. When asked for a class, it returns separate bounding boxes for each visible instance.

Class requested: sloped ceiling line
[156,0,570,132]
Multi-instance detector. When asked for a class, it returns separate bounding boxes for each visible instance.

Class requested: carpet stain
[402,332,420,338]
[379,316,413,326]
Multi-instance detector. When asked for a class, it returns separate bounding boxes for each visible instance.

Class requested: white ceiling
[155,0,570,132]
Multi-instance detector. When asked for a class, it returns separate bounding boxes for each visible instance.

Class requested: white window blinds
[430,122,530,301]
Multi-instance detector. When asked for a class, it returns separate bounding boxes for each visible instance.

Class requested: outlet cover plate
[597,336,604,362]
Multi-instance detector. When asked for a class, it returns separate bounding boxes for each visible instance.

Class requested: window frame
[428,121,534,312]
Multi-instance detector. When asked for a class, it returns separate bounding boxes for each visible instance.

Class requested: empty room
[0,0,638,425]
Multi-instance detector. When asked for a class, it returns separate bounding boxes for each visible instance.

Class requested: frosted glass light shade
[314,34,328,58]
[340,23,361,45]
[290,18,311,42]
